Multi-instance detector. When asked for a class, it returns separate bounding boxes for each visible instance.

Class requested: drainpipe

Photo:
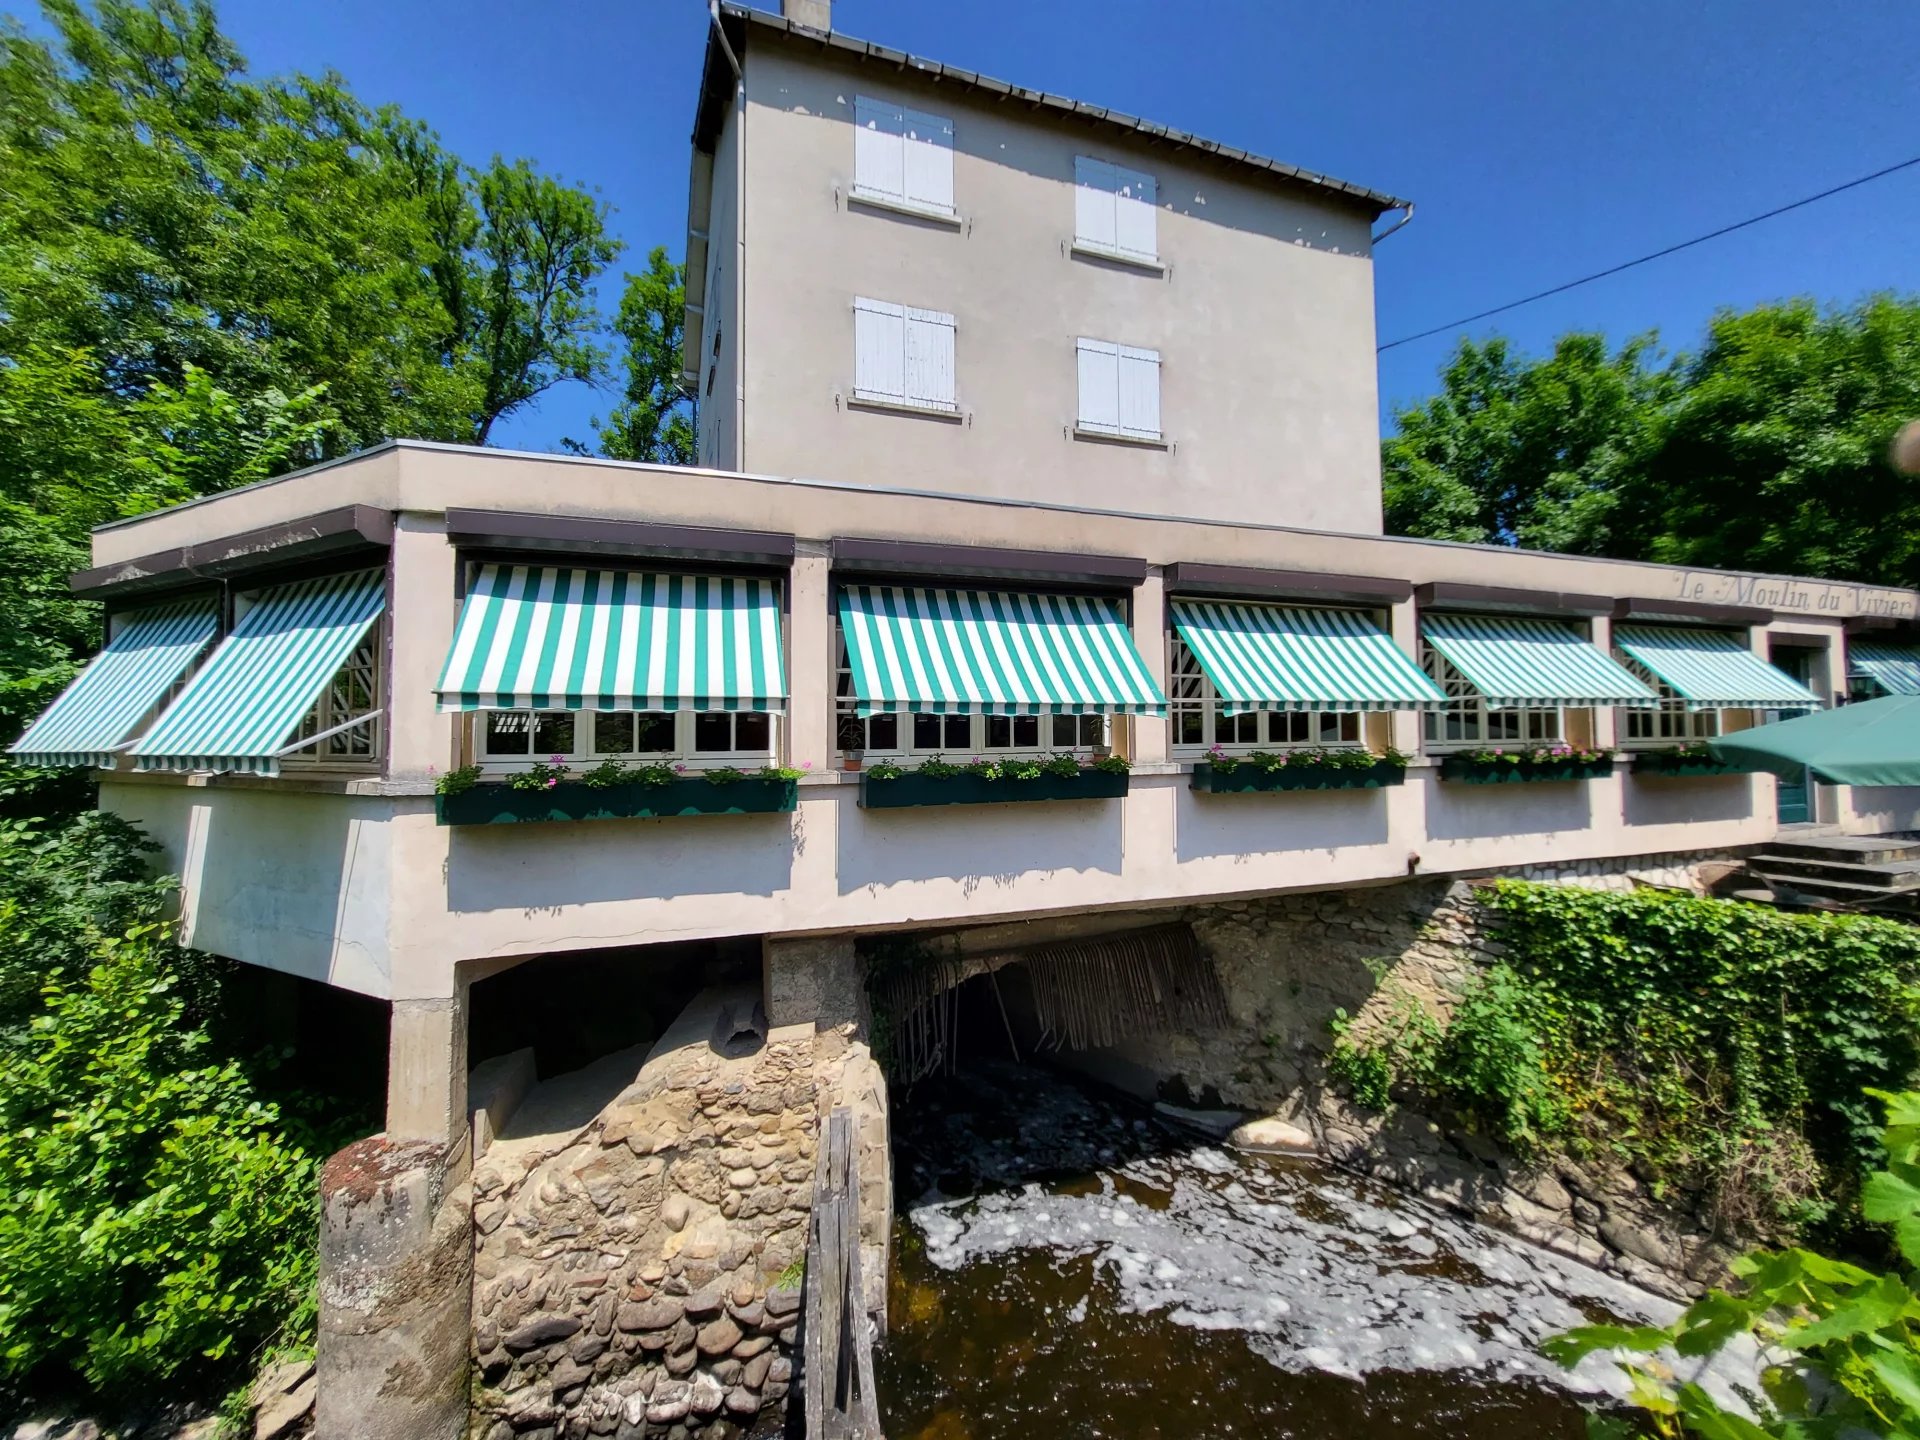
[1370,202,1415,246]
[709,0,747,467]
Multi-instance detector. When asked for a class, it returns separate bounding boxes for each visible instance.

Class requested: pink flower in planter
[545,777,558,789]
[800,760,814,771]
[674,764,687,774]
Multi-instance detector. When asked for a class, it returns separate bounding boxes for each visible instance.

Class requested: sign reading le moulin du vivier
[1677,572,1919,619]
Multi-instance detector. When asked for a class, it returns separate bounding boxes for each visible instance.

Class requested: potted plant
[1630,741,1755,777]
[858,752,1131,809]
[836,717,867,773]
[433,756,804,825]
[1191,745,1410,794]
[1437,744,1614,784]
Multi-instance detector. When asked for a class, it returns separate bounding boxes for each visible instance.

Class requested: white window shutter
[901,107,954,213]
[1117,345,1161,439]
[903,307,956,409]
[853,95,904,201]
[1073,156,1116,250]
[1113,168,1157,259]
[1076,338,1120,432]
[854,298,906,401]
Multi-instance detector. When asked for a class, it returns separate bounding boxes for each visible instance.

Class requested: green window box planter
[1630,752,1755,777]
[1191,760,1406,793]
[858,769,1129,810]
[435,776,797,826]
[1438,756,1614,785]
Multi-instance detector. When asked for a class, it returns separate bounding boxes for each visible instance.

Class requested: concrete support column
[1131,570,1169,764]
[1589,615,1619,751]
[788,543,833,774]
[386,989,470,1167]
[1387,595,1422,756]
[316,1137,473,1440]
[763,933,862,1031]
[385,514,460,782]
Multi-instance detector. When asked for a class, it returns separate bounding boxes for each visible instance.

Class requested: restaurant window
[1420,641,1561,748]
[1168,635,1361,752]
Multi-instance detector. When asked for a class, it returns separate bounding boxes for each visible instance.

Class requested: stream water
[875,1061,1759,1440]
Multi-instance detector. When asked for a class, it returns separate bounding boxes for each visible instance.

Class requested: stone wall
[467,987,886,1440]
[1080,851,1747,1300]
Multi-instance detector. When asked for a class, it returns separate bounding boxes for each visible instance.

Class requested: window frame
[1615,653,1723,746]
[471,706,778,776]
[1072,155,1158,265]
[1075,337,1162,442]
[853,297,958,414]
[833,622,1106,764]
[1166,633,1364,755]
[851,94,956,219]
[1419,639,1564,751]
[277,613,387,775]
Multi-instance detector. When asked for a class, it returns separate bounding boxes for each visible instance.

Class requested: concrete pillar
[386,990,470,1170]
[763,933,862,1030]
[385,514,459,783]
[1589,615,1619,751]
[1131,570,1169,764]
[1387,595,1422,756]
[316,1137,473,1440]
[788,543,833,773]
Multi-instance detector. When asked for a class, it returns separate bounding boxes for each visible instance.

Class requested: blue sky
[102,0,1920,451]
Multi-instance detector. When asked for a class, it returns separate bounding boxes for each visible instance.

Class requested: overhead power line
[1377,154,1920,352]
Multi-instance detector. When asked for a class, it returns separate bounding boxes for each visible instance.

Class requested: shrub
[0,920,321,1393]
[1546,1089,1920,1438]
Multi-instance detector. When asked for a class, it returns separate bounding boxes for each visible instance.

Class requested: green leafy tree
[598,246,695,465]
[1384,297,1920,588]
[1547,1088,1920,1439]
[1383,332,1673,553]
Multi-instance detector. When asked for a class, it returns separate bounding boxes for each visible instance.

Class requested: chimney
[781,0,831,31]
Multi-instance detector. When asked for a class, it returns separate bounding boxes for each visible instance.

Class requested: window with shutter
[1077,338,1161,441]
[1074,156,1158,262]
[1075,338,1120,433]
[855,298,955,411]
[854,298,906,403]
[854,96,954,216]
[1117,346,1161,440]
[903,307,956,410]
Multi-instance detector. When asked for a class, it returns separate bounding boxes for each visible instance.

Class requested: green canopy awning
[1614,625,1819,710]
[435,564,787,713]
[9,596,219,768]
[1850,642,1920,697]
[1422,613,1657,709]
[1710,695,1920,787]
[1169,599,1444,714]
[838,584,1166,717]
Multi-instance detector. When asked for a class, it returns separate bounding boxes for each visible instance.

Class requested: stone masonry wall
[467,991,886,1440]
[1092,851,1747,1300]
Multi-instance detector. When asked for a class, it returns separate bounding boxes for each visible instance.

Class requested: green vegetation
[0,812,353,1401]
[1384,296,1920,588]
[1330,882,1920,1234]
[1203,745,1411,773]
[1549,1089,1920,1439]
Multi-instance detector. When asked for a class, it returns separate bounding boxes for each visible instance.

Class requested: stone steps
[1748,854,1920,892]
[1765,835,1920,866]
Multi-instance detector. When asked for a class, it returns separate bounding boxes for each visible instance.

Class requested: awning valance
[9,597,220,769]
[435,564,786,713]
[1849,641,1920,697]
[133,569,386,776]
[1169,599,1444,714]
[1422,613,1657,709]
[1614,625,1820,710]
[838,584,1167,717]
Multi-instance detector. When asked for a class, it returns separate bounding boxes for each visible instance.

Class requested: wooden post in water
[802,1107,882,1438]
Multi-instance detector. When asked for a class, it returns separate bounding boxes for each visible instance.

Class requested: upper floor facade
[684,1,1401,534]
[31,441,1920,1009]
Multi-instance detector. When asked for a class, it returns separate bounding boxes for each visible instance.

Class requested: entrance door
[1768,646,1821,825]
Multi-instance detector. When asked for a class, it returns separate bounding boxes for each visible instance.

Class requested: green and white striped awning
[1850,641,1920,697]
[1615,625,1820,710]
[1169,599,1445,714]
[1423,613,1658,709]
[839,584,1167,717]
[9,597,220,769]
[133,569,386,776]
[436,564,786,713]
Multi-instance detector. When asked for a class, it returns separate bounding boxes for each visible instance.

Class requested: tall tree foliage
[598,246,695,465]
[0,0,621,799]
[1383,296,1920,588]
